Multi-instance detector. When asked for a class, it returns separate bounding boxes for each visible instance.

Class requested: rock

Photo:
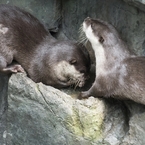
[4,73,127,145]
[124,0,145,12]
[6,73,104,145]
[103,100,129,145]
[121,101,145,145]
[0,74,9,145]
[122,112,145,145]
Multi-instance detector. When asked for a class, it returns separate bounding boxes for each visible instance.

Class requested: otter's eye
[99,36,104,43]
[70,59,77,65]
[91,23,95,29]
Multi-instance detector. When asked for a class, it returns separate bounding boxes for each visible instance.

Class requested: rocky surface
[7,73,105,145]
[5,73,128,145]
[4,73,145,145]
[0,74,9,145]
[0,0,145,144]
[121,101,145,145]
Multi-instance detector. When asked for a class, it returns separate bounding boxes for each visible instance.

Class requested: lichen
[65,100,105,141]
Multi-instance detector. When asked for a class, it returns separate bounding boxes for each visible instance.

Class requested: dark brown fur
[0,4,90,88]
[79,17,145,105]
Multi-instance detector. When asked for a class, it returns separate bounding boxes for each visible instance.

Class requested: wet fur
[79,17,145,105]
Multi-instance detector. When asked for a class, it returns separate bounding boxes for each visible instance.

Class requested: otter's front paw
[78,91,90,100]
[2,64,25,74]
[12,64,25,73]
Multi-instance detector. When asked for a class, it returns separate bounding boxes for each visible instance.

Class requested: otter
[0,4,90,88]
[79,17,145,105]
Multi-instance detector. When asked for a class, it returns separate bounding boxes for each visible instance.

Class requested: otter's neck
[91,41,133,76]
[91,43,106,75]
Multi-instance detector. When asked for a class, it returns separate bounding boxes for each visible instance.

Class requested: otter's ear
[99,36,104,44]
[70,59,77,65]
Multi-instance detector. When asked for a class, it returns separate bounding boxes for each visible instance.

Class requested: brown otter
[0,4,90,88]
[79,17,145,105]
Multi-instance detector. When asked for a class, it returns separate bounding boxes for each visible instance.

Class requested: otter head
[52,42,91,88]
[81,17,128,69]
[82,17,120,49]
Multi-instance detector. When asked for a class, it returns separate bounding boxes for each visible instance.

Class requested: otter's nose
[84,17,91,22]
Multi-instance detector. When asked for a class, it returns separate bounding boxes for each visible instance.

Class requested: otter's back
[0,4,49,51]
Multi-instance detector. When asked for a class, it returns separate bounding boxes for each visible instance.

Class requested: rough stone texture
[121,101,145,145]
[4,73,126,145]
[122,113,145,145]
[2,73,145,145]
[7,73,105,145]
[124,0,145,12]
[0,74,9,145]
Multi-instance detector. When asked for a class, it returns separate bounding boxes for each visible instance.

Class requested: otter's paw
[78,91,90,100]
[3,64,25,74]
[14,65,25,73]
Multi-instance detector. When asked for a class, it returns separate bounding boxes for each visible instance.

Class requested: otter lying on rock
[0,4,90,88]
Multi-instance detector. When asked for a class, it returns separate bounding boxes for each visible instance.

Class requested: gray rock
[124,0,145,12]
[5,73,127,145]
[122,112,145,145]
[121,101,145,145]
[0,74,9,145]
[103,100,128,145]
[6,73,104,145]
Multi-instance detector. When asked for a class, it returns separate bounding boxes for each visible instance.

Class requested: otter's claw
[78,91,90,100]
